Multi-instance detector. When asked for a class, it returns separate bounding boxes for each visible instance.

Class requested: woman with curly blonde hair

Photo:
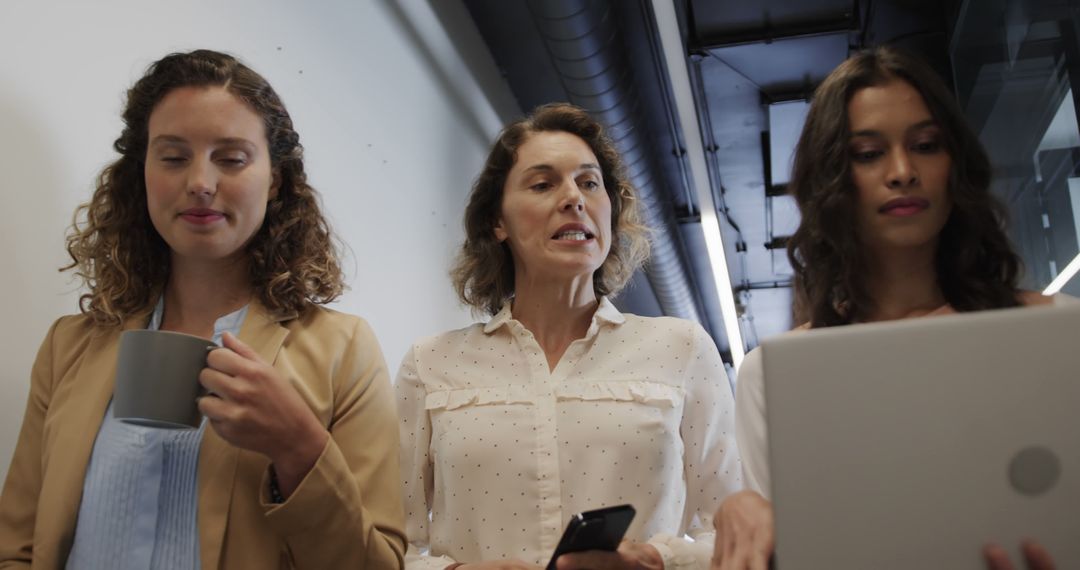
[397,103,742,570]
[0,49,405,569]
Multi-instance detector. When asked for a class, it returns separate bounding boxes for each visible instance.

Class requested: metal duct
[527,0,704,323]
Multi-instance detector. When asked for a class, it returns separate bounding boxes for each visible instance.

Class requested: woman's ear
[493,219,508,242]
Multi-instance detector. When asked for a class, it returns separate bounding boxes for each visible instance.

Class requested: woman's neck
[511,272,599,371]
[160,255,252,338]
[862,243,947,322]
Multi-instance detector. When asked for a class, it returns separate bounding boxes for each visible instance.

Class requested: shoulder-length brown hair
[787,46,1021,327]
[64,49,343,326]
[451,103,650,315]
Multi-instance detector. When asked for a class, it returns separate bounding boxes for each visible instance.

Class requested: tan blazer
[0,303,406,569]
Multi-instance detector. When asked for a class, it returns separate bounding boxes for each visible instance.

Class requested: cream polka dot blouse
[396,297,743,569]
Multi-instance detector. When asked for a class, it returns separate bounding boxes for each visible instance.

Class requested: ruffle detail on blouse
[424,385,535,411]
[556,381,684,407]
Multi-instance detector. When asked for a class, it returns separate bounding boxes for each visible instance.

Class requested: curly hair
[64,49,343,326]
[787,46,1021,327]
[451,103,651,315]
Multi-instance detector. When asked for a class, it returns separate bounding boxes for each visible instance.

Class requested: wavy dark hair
[786,46,1022,327]
[64,49,343,326]
[451,103,650,315]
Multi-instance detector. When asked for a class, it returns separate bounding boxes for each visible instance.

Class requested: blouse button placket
[513,323,566,553]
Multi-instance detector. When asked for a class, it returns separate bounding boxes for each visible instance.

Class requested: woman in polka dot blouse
[396,103,742,570]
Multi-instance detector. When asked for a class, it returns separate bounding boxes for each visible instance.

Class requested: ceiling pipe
[650,0,748,367]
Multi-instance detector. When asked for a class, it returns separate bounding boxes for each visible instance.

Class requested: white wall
[0,0,516,483]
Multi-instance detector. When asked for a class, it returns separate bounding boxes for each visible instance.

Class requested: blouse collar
[483,295,626,335]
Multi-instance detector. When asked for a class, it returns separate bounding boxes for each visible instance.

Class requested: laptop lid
[762,304,1080,569]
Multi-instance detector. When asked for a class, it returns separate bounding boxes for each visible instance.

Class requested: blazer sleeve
[647,322,743,570]
[259,317,407,569]
[0,318,62,568]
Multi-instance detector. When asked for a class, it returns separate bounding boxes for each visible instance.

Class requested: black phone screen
[545,504,636,570]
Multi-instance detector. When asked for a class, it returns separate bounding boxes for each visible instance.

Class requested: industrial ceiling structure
[461,0,1080,363]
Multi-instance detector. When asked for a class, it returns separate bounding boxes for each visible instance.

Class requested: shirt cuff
[259,437,347,536]
[648,533,711,570]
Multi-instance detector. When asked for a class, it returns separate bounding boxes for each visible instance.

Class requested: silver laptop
[762,304,1080,569]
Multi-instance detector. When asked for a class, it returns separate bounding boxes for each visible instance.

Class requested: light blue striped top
[66,300,248,570]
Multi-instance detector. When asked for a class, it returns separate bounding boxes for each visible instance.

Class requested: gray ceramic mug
[113,329,218,429]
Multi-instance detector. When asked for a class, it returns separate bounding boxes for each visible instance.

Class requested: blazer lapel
[41,314,148,565]
[198,303,290,570]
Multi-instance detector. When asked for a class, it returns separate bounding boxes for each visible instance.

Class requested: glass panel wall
[951,0,1080,295]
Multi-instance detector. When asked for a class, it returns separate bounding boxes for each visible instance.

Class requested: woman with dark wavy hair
[710,47,1062,570]
[787,47,1024,327]
[397,103,742,570]
[0,50,405,569]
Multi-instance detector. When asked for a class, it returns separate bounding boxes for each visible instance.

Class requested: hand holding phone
[546,504,636,570]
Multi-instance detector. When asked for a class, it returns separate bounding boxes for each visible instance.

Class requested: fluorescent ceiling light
[1043,252,1080,295]
[651,0,746,368]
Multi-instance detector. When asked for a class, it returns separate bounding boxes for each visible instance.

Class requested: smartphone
[545,504,636,570]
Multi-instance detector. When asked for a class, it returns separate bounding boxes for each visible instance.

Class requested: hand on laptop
[984,541,1056,570]
[710,490,774,570]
